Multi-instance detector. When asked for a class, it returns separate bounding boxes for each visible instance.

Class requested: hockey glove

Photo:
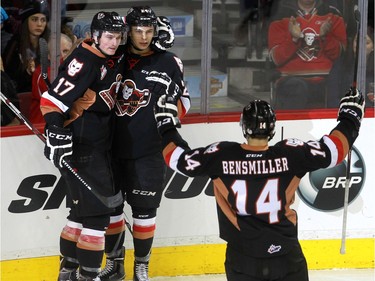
[337,87,365,130]
[152,16,175,51]
[154,94,181,135]
[44,125,73,168]
[146,71,182,99]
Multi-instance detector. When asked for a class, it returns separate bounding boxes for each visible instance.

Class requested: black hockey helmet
[240,100,276,140]
[91,11,127,43]
[126,6,158,36]
[19,0,49,22]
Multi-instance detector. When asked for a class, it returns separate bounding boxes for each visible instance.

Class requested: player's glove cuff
[337,87,365,130]
[146,71,182,100]
[44,125,73,168]
[154,94,181,135]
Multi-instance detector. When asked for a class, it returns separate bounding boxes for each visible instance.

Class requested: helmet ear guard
[240,100,276,141]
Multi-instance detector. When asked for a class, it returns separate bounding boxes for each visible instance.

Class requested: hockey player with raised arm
[40,12,126,281]
[98,6,190,281]
[152,84,364,281]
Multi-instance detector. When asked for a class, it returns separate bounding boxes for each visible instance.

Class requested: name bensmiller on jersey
[222,157,289,175]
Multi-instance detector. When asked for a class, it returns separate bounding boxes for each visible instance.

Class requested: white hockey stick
[340,6,361,255]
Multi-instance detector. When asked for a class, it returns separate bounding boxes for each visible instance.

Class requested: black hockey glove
[44,125,73,168]
[146,71,182,99]
[337,87,365,130]
[152,16,175,51]
[154,94,181,135]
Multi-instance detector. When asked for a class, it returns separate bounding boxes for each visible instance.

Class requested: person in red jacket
[268,0,347,109]
[30,33,73,124]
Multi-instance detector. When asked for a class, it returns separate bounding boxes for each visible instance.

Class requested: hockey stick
[39,37,51,88]
[123,211,133,236]
[0,92,123,208]
[340,6,361,255]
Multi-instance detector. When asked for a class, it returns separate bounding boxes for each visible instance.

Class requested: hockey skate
[57,267,79,281]
[77,275,100,281]
[98,250,125,281]
[133,260,149,281]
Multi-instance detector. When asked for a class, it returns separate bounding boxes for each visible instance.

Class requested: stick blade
[39,37,51,86]
[103,191,124,208]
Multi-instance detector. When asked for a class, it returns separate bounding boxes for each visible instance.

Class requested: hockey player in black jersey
[40,12,126,281]
[99,6,190,281]
[152,86,364,281]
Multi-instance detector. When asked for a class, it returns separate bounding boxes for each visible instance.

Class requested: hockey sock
[134,236,154,258]
[60,220,82,268]
[76,228,105,277]
[105,214,126,257]
[133,217,156,257]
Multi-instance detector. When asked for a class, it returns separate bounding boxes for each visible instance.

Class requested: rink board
[1,117,374,280]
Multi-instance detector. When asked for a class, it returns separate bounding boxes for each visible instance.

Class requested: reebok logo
[267,244,281,254]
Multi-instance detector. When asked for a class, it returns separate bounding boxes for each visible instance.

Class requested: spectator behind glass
[1,56,20,126]
[268,0,346,110]
[30,33,73,124]
[352,26,374,107]
[2,0,49,93]
[1,6,13,54]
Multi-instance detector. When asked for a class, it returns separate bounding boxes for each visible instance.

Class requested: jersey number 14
[232,179,281,224]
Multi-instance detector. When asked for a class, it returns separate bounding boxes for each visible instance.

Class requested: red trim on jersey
[327,134,345,164]
[164,148,174,167]
[40,97,59,109]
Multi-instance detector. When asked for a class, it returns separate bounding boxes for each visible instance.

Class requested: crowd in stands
[1,0,373,127]
[1,0,76,126]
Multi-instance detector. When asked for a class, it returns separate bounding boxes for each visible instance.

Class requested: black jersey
[163,132,344,258]
[40,39,124,150]
[113,47,190,159]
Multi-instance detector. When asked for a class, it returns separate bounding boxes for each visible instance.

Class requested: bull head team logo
[297,27,320,61]
[115,79,151,116]
[67,59,83,76]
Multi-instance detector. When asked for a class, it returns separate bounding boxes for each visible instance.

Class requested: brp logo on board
[297,146,366,211]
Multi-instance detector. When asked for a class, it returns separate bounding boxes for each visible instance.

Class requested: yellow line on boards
[1,239,373,281]
[302,238,374,269]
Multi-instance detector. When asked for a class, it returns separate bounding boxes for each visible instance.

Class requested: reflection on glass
[44,0,371,115]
